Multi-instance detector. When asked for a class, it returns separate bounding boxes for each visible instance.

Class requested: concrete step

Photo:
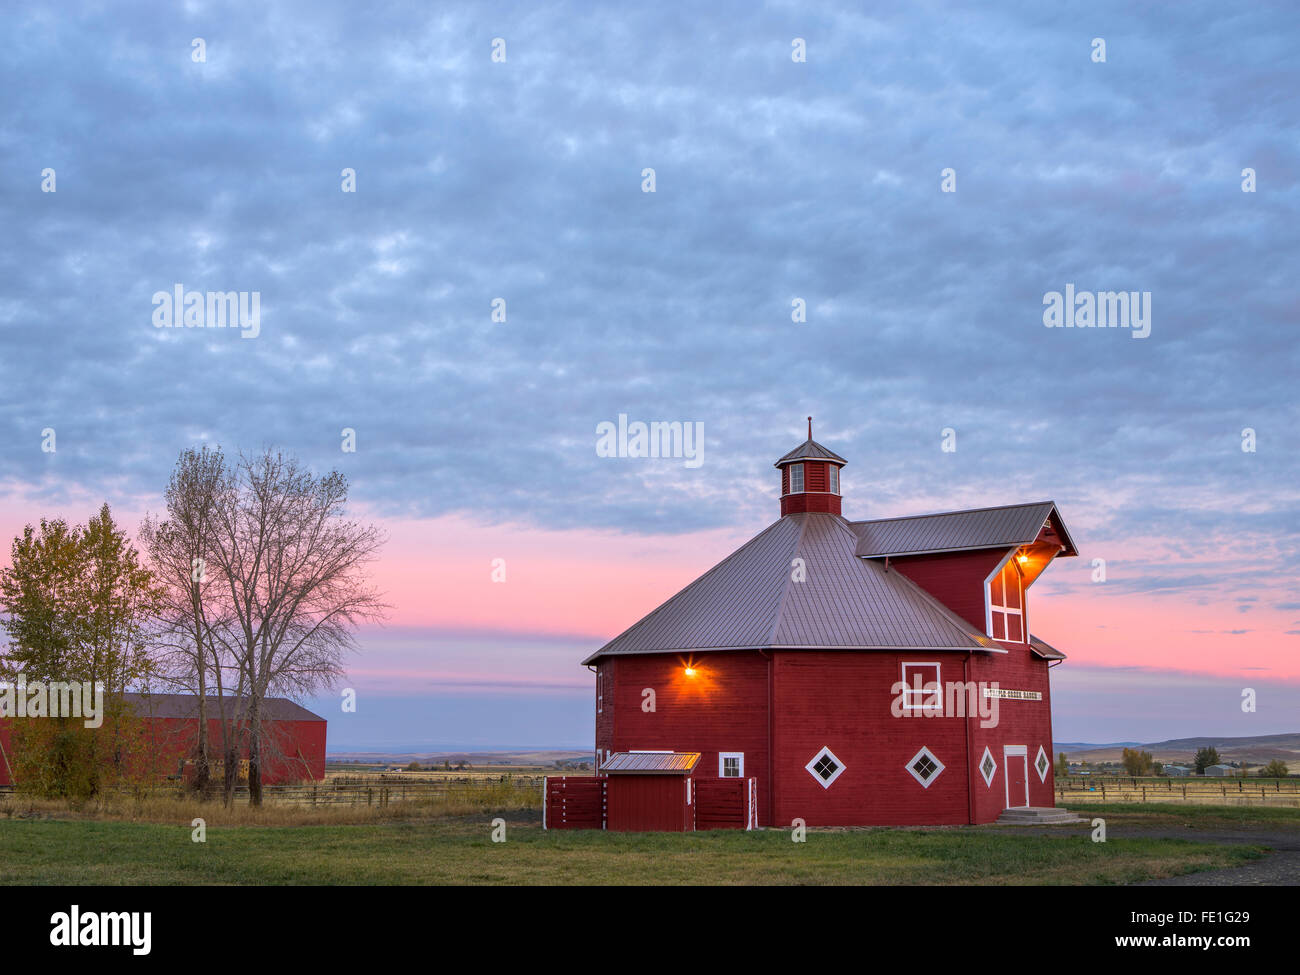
[996,806,1086,825]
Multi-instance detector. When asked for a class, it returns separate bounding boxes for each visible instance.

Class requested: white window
[805,746,845,788]
[979,746,997,787]
[719,752,744,778]
[828,465,839,494]
[900,662,941,712]
[988,556,1025,642]
[789,463,804,493]
[1035,745,1051,782]
[906,746,945,788]
[596,666,602,713]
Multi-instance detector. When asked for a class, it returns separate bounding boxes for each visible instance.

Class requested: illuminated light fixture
[684,667,697,678]
[1016,554,1029,564]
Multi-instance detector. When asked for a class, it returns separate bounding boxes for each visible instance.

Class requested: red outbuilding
[0,692,326,788]
[576,422,1079,829]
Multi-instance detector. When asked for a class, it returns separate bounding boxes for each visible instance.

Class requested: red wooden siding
[605,774,693,831]
[772,651,972,826]
[598,650,771,821]
[780,461,843,516]
[544,776,606,829]
[890,548,1010,633]
[597,645,1056,827]
[695,776,750,829]
[0,714,325,788]
[968,645,1056,821]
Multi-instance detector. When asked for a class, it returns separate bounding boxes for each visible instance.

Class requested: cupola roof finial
[808,416,813,440]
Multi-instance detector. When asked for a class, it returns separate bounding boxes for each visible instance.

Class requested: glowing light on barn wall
[674,656,714,697]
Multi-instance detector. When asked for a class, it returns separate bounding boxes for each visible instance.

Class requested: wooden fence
[0,776,543,808]
[1057,775,1300,806]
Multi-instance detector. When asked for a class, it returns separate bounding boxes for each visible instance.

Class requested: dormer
[852,501,1078,644]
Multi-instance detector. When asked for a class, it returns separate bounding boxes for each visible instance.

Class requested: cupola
[775,418,847,516]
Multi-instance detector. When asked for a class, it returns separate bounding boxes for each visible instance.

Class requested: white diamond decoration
[906,746,945,789]
[805,746,846,789]
[979,746,997,787]
[1035,745,1051,782]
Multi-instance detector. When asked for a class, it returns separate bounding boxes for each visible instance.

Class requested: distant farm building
[548,422,1081,830]
[1165,765,1193,777]
[0,692,326,788]
[1204,764,1237,777]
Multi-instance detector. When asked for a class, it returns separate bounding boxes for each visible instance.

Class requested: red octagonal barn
[580,423,1079,828]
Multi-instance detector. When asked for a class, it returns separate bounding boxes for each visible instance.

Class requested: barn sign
[982,688,1044,701]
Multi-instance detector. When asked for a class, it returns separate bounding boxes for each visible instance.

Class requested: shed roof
[123,693,325,722]
[601,751,700,774]
[582,512,1000,663]
[851,501,1078,559]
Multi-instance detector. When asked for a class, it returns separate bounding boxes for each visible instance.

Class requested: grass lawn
[0,812,1265,885]
[1061,802,1300,829]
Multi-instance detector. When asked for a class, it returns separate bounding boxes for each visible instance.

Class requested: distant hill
[328,749,589,767]
[1053,741,1142,751]
[1057,733,1300,766]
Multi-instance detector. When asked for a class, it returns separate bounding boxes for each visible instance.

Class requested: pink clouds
[371,512,753,639]
[2,497,1296,695]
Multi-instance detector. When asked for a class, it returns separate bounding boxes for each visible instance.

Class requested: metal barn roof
[601,751,701,774]
[582,512,1000,663]
[1028,635,1067,661]
[851,501,1078,559]
[123,693,325,722]
[774,438,847,466]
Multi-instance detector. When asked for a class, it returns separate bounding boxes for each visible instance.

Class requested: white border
[719,751,744,778]
[986,551,1026,643]
[906,746,945,789]
[901,661,942,712]
[1004,745,1029,808]
[805,746,846,789]
[1035,745,1050,783]
[979,746,997,787]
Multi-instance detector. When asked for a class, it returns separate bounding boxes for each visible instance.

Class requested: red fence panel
[695,777,750,829]
[544,776,606,829]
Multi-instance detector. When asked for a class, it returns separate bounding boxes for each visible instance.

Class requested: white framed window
[1035,745,1051,782]
[906,746,945,788]
[900,661,942,712]
[789,463,804,493]
[979,746,997,787]
[805,746,845,788]
[828,465,839,495]
[719,752,744,778]
[987,555,1025,642]
[596,666,603,714]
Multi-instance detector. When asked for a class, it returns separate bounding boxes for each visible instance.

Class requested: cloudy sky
[2,1,1297,750]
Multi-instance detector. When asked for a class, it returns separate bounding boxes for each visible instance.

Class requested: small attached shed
[603,751,700,832]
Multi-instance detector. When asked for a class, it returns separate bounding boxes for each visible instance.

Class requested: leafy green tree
[1055,752,1069,778]
[1260,760,1289,777]
[1121,747,1154,776]
[1194,746,1220,774]
[0,518,82,683]
[0,505,163,797]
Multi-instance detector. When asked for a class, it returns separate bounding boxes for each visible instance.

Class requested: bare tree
[207,449,386,804]
[141,446,230,794]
